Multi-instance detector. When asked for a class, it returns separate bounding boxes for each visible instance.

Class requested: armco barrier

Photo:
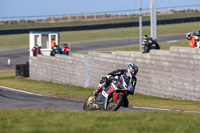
[1,16,200,35]
[30,47,200,101]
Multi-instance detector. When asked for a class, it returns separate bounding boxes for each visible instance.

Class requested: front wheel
[83,93,96,111]
[106,93,124,111]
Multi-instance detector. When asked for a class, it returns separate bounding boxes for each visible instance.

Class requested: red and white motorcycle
[83,76,135,111]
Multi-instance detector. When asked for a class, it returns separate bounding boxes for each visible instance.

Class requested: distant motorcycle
[83,76,135,111]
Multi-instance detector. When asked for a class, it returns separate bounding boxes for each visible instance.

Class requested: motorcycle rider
[94,63,138,107]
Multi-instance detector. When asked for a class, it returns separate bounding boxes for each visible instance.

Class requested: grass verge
[0,109,200,133]
[0,21,199,50]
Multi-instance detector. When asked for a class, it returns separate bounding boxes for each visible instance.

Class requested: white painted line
[132,106,200,113]
[0,86,43,96]
[166,40,179,42]
[180,110,200,113]
[132,106,172,111]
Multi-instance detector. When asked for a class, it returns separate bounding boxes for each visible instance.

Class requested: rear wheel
[83,93,96,110]
[106,93,124,111]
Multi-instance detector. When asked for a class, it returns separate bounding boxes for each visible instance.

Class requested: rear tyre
[106,94,124,111]
[83,93,96,111]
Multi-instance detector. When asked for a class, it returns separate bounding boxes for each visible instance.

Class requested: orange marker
[8,58,11,66]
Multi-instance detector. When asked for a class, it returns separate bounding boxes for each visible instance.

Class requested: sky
[1,0,200,17]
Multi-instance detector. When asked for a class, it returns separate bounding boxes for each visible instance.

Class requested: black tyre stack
[15,62,29,77]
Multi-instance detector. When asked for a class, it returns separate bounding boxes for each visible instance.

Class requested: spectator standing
[62,44,69,55]
[51,38,56,48]
[35,45,41,56]
[32,45,41,57]
[56,45,62,54]
[142,35,151,54]
[51,44,57,56]
[148,37,160,50]
[32,46,36,56]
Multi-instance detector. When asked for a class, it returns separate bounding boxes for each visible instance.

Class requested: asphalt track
[0,34,185,70]
[1,86,199,113]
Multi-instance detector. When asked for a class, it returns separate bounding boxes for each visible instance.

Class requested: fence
[0,5,200,25]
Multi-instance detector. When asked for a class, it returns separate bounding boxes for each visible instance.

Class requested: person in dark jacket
[35,45,41,56]
[32,45,41,57]
[148,37,160,50]
[94,63,138,107]
[32,46,36,57]
[56,45,62,54]
[142,35,151,53]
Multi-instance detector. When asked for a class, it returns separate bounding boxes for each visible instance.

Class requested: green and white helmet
[127,63,138,77]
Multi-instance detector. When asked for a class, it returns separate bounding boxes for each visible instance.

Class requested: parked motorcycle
[83,76,135,111]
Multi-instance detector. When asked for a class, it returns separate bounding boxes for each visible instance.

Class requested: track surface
[0,86,132,111]
[0,86,83,110]
[1,86,199,113]
[0,34,185,70]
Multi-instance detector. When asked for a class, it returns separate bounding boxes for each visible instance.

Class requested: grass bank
[0,21,199,50]
[0,109,200,133]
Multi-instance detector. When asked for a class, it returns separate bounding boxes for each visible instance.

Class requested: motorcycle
[83,75,135,111]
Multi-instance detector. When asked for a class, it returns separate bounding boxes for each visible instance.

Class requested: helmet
[127,63,138,77]
[143,35,148,40]
[186,32,192,40]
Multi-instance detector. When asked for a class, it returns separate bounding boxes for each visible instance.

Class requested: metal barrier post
[68,44,71,55]
[84,55,89,87]
[94,13,96,20]
[60,15,62,22]
[8,17,10,25]
[85,13,87,20]
[69,14,71,21]
[18,17,20,24]
[26,17,28,24]
[34,16,37,23]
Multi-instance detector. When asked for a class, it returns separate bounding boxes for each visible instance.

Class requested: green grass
[1,11,200,29]
[0,21,199,50]
[1,70,200,133]
[57,21,200,44]
[0,70,200,112]
[0,109,200,133]
[0,34,29,50]
[0,71,93,98]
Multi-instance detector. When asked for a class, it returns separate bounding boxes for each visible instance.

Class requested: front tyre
[83,93,96,111]
[106,94,124,111]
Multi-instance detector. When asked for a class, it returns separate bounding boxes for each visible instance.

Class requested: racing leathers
[96,69,137,107]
